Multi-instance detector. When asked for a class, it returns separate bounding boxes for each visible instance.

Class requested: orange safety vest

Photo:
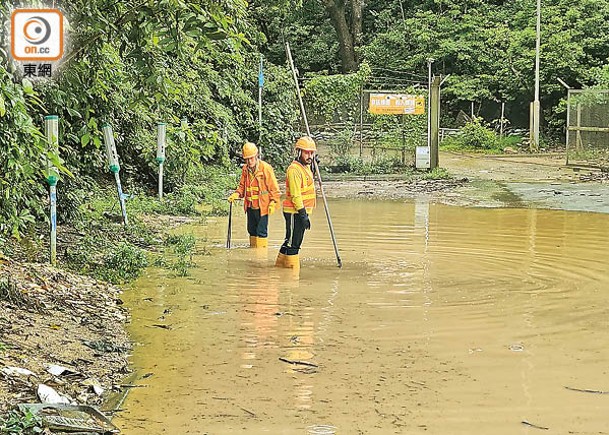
[282,161,316,214]
[236,160,280,216]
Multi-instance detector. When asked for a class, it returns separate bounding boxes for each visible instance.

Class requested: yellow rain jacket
[282,161,316,214]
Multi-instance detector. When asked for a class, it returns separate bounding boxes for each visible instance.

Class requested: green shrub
[163,233,197,276]
[460,118,499,150]
[422,167,451,180]
[441,118,501,151]
[0,409,43,434]
[329,155,405,175]
[96,242,148,284]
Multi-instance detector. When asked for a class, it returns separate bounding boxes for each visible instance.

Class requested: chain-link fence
[566,89,609,168]
[303,88,427,169]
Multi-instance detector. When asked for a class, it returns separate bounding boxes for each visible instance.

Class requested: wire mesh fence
[302,86,428,169]
[566,89,609,168]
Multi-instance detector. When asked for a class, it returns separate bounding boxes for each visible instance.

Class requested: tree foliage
[4,0,609,235]
[0,1,298,235]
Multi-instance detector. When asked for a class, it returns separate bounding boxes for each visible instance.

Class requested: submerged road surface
[115,198,609,434]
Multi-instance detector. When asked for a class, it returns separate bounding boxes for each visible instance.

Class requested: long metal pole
[285,41,342,268]
[286,42,310,133]
[258,55,264,156]
[227,202,233,249]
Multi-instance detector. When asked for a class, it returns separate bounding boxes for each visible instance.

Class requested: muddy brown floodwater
[114,198,609,435]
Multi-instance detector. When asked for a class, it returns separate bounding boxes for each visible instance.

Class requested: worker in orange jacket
[228,142,280,248]
[275,136,317,269]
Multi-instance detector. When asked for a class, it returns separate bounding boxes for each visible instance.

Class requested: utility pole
[427,58,434,149]
[531,0,541,151]
[430,77,441,170]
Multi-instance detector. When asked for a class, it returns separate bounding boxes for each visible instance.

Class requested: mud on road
[324,151,609,214]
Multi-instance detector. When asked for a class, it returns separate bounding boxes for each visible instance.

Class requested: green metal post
[156,122,166,200]
[45,115,59,266]
[102,123,128,226]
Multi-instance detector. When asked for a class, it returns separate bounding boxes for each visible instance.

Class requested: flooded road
[115,199,609,434]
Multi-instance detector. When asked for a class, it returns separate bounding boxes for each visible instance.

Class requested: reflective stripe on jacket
[282,160,316,214]
[235,160,280,216]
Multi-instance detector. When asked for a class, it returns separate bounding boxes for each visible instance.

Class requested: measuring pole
[45,115,59,266]
[156,122,166,200]
[285,41,342,268]
[102,123,128,226]
[227,201,233,249]
[258,55,264,157]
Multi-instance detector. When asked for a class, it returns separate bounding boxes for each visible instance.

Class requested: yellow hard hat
[242,142,258,159]
[295,136,317,152]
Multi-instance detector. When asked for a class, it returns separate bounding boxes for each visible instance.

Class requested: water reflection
[238,261,280,368]
[115,201,609,435]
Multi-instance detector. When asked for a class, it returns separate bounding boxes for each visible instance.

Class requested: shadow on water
[114,198,609,434]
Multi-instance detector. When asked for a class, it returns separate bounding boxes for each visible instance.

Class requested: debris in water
[521,420,548,430]
[564,386,609,394]
[307,424,337,434]
[279,357,318,368]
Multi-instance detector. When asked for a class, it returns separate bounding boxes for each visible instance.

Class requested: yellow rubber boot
[275,252,287,267]
[256,237,268,248]
[249,236,258,248]
[284,254,300,269]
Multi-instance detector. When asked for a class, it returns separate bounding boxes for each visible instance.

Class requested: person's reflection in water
[281,278,318,410]
[239,266,281,368]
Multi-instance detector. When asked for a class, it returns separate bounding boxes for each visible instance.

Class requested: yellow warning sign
[368,94,425,115]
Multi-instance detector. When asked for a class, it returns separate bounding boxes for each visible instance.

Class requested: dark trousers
[280,212,306,255]
[247,208,268,237]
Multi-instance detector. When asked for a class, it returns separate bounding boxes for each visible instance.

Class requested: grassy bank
[0,165,237,284]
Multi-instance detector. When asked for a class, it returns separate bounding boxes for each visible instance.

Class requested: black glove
[298,208,311,230]
[314,154,320,165]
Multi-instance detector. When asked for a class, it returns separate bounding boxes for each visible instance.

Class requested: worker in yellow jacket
[228,142,280,248]
[275,136,317,269]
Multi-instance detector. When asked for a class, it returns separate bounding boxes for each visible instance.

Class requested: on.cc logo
[11,9,64,61]
[23,16,52,45]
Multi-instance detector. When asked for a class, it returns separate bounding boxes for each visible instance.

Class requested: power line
[370,67,427,80]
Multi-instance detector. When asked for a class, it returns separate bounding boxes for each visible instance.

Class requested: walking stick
[285,41,342,268]
[226,202,233,249]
